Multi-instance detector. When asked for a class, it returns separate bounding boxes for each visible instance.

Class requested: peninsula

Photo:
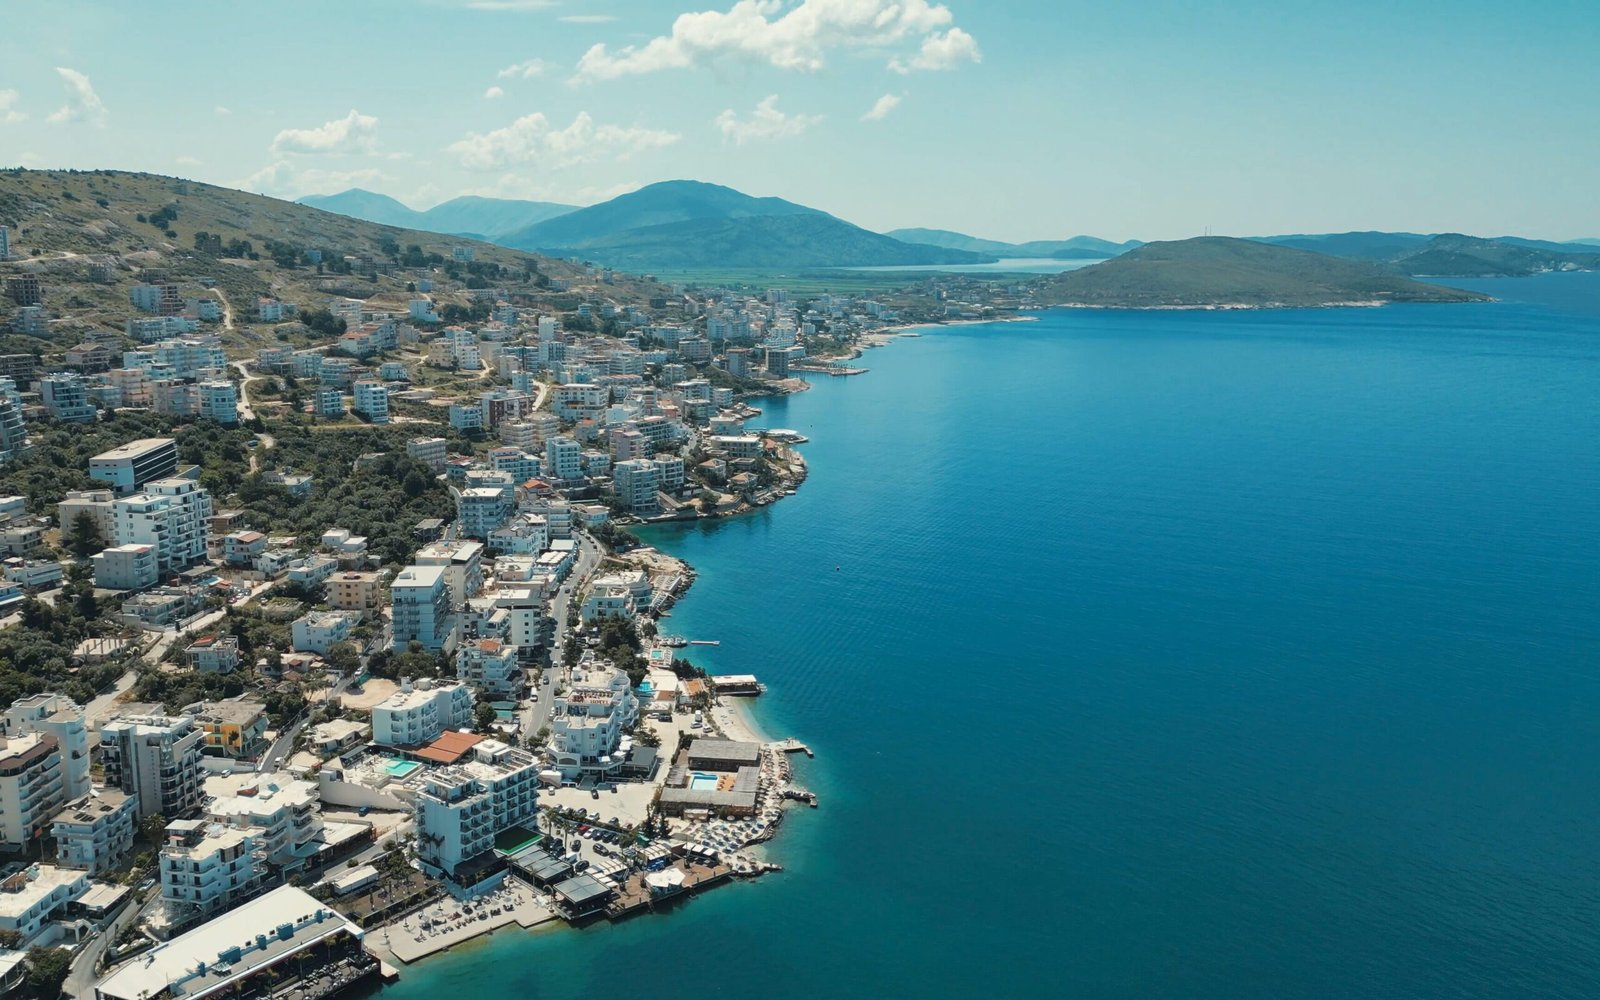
[1039,237,1489,309]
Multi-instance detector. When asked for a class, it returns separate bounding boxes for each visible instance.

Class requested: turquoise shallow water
[381,274,1600,999]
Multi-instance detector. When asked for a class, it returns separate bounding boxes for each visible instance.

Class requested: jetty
[772,738,813,757]
[689,639,720,646]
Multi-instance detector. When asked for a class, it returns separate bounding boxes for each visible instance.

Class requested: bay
[381,274,1600,999]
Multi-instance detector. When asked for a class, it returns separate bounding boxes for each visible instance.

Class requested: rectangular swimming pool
[689,772,720,791]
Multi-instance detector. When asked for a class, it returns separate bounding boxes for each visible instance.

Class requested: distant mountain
[299,188,576,241]
[1255,231,1433,261]
[500,180,990,269]
[886,227,1142,260]
[1039,237,1487,308]
[1392,234,1600,277]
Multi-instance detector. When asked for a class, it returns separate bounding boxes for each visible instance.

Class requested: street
[520,529,602,738]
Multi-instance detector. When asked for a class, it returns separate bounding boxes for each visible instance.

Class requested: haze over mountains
[299,180,1600,278]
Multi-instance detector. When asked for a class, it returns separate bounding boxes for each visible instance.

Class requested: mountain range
[298,190,576,241]
[1039,237,1488,309]
[885,228,1143,259]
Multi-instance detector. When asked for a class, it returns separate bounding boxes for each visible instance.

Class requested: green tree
[474,701,498,733]
[23,947,71,999]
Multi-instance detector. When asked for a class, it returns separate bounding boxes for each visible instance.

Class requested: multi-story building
[613,459,661,515]
[197,380,239,425]
[549,661,640,780]
[205,775,323,870]
[456,639,522,697]
[407,437,448,472]
[652,455,686,494]
[194,700,269,760]
[492,586,547,654]
[0,734,71,850]
[371,678,473,747]
[328,570,386,619]
[159,819,260,919]
[50,789,137,875]
[415,541,484,609]
[1,694,90,801]
[456,487,513,540]
[0,864,89,945]
[544,435,583,482]
[414,741,538,878]
[352,380,389,423]
[112,478,212,572]
[290,610,359,655]
[129,282,182,315]
[39,375,97,423]
[184,635,241,674]
[580,579,637,623]
[313,385,345,418]
[0,392,26,465]
[388,565,459,652]
[91,543,158,590]
[98,713,205,820]
[89,438,178,494]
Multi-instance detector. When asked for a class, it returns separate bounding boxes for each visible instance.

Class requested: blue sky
[1,0,1597,242]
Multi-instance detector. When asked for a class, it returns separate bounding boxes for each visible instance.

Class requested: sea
[845,256,1099,274]
[380,272,1600,999]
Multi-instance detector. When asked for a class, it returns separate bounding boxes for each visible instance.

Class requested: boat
[660,635,688,648]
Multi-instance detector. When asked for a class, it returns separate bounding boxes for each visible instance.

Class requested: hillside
[1039,237,1487,308]
[0,169,656,356]
[299,188,576,240]
[1391,234,1600,277]
[1257,231,1433,260]
[500,180,989,269]
[886,227,1141,259]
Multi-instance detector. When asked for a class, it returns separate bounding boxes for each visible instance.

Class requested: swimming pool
[385,759,422,778]
[688,772,720,791]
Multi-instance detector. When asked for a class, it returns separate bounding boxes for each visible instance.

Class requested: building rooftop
[413,730,485,764]
[91,438,174,461]
[0,865,84,920]
[686,739,761,764]
[93,885,362,1000]
[392,564,447,589]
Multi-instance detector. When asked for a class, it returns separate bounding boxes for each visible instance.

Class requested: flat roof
[553,873,612,905]
[686,739,761,763]
[91,438,175,461]
[95,885,361,1000]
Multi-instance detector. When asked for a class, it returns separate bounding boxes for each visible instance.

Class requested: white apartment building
[0,865,89,944]
[612,459,660,514]
[456,488,514,540]
[352,380,389,423]
[112,478,213,573]
[290,610,359,655]
[580,581,636,624]
[2,694,90,801]
[99,714,205,820]
[550,661,640,780]
[389,564,460,653]
[197,380,239,425]
[0,734,71,850]
[492,586,547,652]
[414,741,538,878]
[159,820,260,919]
[456,639,522,697]
[92,542,159,590]
[371,678,474,747]
[544,435,583,481]
[205,776,323,870]
[415,541,485,609]
[407,436,449,472]
[50,789,137,875]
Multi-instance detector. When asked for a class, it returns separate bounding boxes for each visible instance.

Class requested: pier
[772,738,814,757]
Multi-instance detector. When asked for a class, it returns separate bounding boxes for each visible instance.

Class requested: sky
[1,0,1598,243]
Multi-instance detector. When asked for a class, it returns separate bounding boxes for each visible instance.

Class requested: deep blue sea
[383,273,1600,999]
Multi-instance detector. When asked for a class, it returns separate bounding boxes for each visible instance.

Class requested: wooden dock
[772,738,813,757]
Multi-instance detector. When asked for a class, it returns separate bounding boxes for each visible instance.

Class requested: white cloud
[239,161,392,197]
[448,111,680,170]
[861,92,902,122]
[559,14,617,23]
[214,105,232,116]
[484,86,506,99]
[270,109,380,156]
[47,68,107,125]
[496,59,550,79]
[574,0,971,80]
[715,94,821,145]
[0,90,25,125]
[889,27,980,73]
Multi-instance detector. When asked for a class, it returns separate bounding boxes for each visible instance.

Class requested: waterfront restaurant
[551,873,614,919]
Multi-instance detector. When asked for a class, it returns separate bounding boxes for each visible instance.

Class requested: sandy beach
[710,695,773,745]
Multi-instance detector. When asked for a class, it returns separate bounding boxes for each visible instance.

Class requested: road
[230,360,261,422]
[521,530,602,738]
[64,892,161,999]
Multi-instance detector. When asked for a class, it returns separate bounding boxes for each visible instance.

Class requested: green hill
[1039,236,1487,308]
[299,188,576,240]
[501,180,990,269]
[1257,231,1433,260]
[0,169,651,355]
[1391,234,1600,277]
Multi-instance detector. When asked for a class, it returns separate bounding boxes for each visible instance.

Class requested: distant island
[1039,237,1489,309]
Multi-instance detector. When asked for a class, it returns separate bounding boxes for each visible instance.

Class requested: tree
[23,947,71,999]
[474,701,498,733]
